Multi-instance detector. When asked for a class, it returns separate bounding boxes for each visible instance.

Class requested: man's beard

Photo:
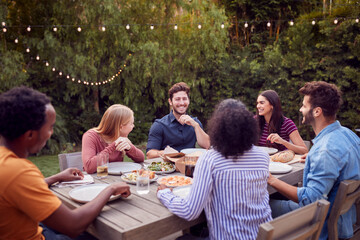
[172,106,187,116]
[302,108,315,125]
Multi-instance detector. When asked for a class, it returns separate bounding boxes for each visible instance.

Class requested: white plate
[257,146,278,155]
[173,185,192,198]
[120,173,159,185]
[180,148,207,155]
[108,162,142,175]
[269,162,293,174]
[145,162,176,174]
[157,175,193,187]
[69,184,121,203]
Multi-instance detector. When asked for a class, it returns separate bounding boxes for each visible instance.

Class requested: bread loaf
[270,150,295,163]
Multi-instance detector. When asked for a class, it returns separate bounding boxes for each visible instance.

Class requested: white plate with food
[269,162,293,174]
[69,184,121,203]
[257,146,278,155]
[145,161,176,174]
[173,185,192,198]
[157,175,193,187]
[120,171,158,184]
[108,162,142,175]
[180,148,207,155]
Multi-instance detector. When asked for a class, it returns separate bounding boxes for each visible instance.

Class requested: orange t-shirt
[0,146,62,240]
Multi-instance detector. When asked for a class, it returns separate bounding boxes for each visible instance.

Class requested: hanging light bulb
[52,67,56,71]
[72,78,75,81]
[174,24,178,30]
[45,61,49,67]
[290,20,294,26]
[77,26,82,32]
[78,80,81,83]
[244,22,249,28]
[59,72,62,76]
[14,38,18,43]
[27,26,31,32]
[221,22,224,29]
[66,75,70,79]
[356,18,359,23]
[91,83,94,86]
[53,26,57,32]
[267,21,271,27]
[334,18,338,24]
[198,23,202,29]
[1,22,5,27]
[312,19,316,25]
[2,27,6,33]
[26,48,30,53]
[36,55,40,61]
[101,26,106,31]
[150,24,154,30]
[126,24,130,30]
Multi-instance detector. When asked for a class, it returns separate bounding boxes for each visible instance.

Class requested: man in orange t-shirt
[0,86,131,239]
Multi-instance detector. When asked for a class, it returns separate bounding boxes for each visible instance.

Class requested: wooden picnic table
[51,157,305,240]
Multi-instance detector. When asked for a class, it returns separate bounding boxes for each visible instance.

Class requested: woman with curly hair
[82,104,144,173]
[256,90,308,154]
[157,99,272,239]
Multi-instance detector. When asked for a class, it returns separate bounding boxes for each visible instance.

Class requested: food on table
[122,170,155,182]
[157,175,193,187]
[147,162,175,172]
[270,150,295,163]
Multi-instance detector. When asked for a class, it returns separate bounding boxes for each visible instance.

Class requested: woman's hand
[157,184,170,192]
[115,137,132,152]
[267,173,277,186]
[267,133,285,145]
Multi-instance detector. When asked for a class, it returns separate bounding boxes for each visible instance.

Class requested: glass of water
[136,174,150,195]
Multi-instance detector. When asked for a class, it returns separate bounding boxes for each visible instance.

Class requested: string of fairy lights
[1,17,359,87]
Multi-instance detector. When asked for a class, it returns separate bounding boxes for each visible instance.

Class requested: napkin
[56,174,94,188]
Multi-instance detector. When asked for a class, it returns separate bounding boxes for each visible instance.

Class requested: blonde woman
[82,104,144,173]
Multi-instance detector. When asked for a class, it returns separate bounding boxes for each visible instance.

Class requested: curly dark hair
[0,86,51,141]
[299,81,342,119]
[208,99,258,158]
[168,82,190,100]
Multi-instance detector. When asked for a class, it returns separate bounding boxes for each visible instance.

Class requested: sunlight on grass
[29,155,59,178]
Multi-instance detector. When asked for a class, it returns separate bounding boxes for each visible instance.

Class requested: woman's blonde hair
[93,104,133,142]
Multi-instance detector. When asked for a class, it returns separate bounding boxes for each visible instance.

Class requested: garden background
[1,0,359,175]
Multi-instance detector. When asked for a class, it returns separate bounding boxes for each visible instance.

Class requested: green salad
[147,162,175,172]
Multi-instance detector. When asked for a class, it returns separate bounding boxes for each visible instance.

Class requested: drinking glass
[96,152,109,179]
[184,155,198,178]
[136,174,150,194]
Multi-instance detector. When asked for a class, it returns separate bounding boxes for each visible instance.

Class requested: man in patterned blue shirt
[268,81,360,240]
[146,82,210,159]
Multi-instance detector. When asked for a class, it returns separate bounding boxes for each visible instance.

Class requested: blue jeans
[40,223,97,240]
[269,199,301,218]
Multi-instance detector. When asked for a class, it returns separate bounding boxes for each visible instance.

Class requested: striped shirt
[157,147,272,240]
[258,117,298,151]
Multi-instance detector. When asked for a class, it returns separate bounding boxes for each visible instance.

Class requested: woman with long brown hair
[256,90,308,154]
[82,104,144,173]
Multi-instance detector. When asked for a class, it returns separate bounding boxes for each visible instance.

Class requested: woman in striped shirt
[157,99,272,239]
[256,90,308,154]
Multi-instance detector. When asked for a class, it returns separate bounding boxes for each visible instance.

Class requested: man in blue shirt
[268,81,360,240]
[146,82,210,159]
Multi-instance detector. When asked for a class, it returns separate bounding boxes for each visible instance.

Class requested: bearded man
[146,82,210,159]
[268,81,360,240]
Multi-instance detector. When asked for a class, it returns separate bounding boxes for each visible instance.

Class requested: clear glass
[136,175,150,194]
[96,152,109,179]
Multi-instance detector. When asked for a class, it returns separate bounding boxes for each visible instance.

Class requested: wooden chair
[304,140,311,151]
[58,151,83,171]
[328,180,360,240]
[257,199,330,240]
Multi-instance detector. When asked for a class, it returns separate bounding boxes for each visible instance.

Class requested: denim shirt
[146,111,203,152]
[297,121,360,239]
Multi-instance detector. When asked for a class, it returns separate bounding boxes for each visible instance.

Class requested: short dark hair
[0,86,51,141]
[168,82,190,100]
[208,99,258,158]
[299,81,342,118]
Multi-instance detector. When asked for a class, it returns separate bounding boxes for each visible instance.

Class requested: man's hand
[109,182,131,198]
[57,168,84,182]
[179,115,197,127]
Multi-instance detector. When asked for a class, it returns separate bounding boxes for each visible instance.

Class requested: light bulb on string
[150,24,154,30]
[72,78,75,81]
[66,75,70,79]
[78,80,81,83]
[77,26,82,32]
[91,83,94,86]
[59,72,62,76]
[312,20,316,25]
[52,67,56,71]
[174,24,178,30]
[244,22,249,28]
[14,38,18,43]
[126,24,130,30]
[221,23,224,29]
[26,48,30,53]
[290,20,294,26]
[334,18,338,24]
[267,21,271,27]
[53,26,57,32]
[198,23,202,29]
[356,18,359,23]
[2,27,6,33]
[45,61,49,67]
[101,26,106,31]
[36,55,40,61]
[1,22,5,27]
[27,26,31,32]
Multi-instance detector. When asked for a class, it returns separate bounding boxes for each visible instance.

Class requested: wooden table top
[51,158,304,240]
